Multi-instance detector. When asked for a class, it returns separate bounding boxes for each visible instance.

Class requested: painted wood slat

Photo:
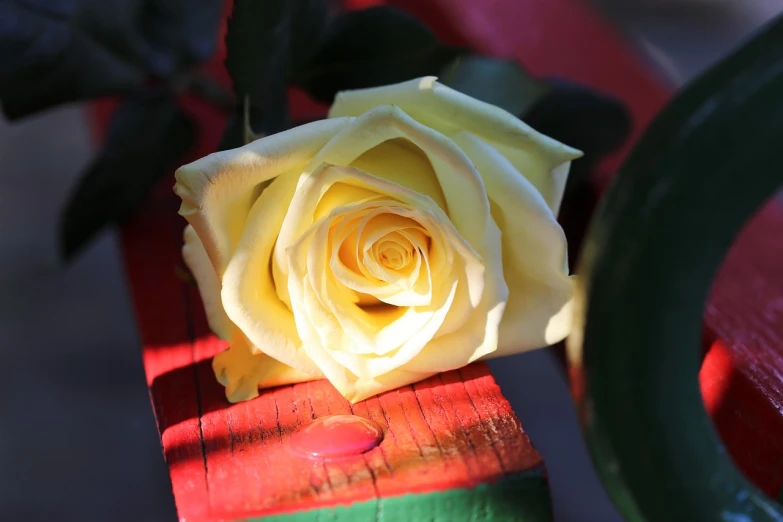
[700,200,783,497]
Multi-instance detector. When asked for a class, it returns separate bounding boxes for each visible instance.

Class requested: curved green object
[568,14,783,522]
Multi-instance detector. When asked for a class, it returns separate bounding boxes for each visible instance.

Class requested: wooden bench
[105,0,783,519]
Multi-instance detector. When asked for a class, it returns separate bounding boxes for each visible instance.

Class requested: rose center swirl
[328,205,436,309]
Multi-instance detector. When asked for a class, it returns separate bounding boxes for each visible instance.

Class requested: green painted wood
[568,13,783,522]
[254,471,551,522]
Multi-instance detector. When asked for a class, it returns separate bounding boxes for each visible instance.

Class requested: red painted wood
[700,200,783,497]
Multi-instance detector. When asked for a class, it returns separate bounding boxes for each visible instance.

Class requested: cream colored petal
[405,216,506,372]
[293,199,451,349]
[284,175,503,400]
[350,137,447,210]
[451,131,574,355]
[330,208,432,307]
[274,159,449,294]
[174,117,352,277]
[328,77,582,213]
[182,225,233,340]
[293,105,492,256]
[279,163,482,308]
[339,367,439,404]
[213,332,320,403]
[328,227,506,403]
[220,171,322,376]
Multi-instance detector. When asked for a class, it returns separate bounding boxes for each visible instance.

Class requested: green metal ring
[568,14,783,522]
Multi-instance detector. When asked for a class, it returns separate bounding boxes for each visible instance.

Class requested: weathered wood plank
[700,200,783,497]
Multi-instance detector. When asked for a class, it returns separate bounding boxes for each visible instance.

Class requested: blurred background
[0,1,780,521]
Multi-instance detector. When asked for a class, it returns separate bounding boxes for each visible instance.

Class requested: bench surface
[701,199,783,497]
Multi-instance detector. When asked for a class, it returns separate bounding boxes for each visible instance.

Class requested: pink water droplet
[288,415,384,460]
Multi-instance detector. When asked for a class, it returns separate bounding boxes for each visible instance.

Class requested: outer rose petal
[214,333,317,403]
[220,170,322,375]
[452,131,574,354]
[274,105,493,296]
[328,77,582,213]
[182,225,232,340]
[174,118,352,278]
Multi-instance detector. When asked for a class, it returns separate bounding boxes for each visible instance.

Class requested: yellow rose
[175,76,582,403]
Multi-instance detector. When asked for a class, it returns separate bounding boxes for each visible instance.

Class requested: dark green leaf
[178,73,235,112]
[174,265,197,287]
[0,0,144,120]
[74,0,223,77]
[296,6,465,103]
[289,0,332,75]
[59,90,195,261]
[217,100,264,151]
[222,0,330,143]
[1,0,225,119]
[524,78,631,191]
[139,0,224,76]
[440,55,548,116]
[72,0,149,69]
[224,0,289,137]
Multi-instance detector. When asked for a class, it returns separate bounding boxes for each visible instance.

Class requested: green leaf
[137,0,224,76]
[0,1,145,120]
[174,265,198,287]
[222,0,330,147]
[59,90,195,261]
[295,6,465,104]
[217,99,264,151]
[224,0,286,103]
[289,0,332,76]
[439,55,548,116]
[0,0,225,120]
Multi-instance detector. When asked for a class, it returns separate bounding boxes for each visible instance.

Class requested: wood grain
[700,199,783,497]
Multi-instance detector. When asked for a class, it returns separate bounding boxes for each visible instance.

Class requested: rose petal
[296,105,492,255]
[174,118,352,278]
[452,131,574,353]
[328,77,582,213]
[182,225,233,340]
[350,137,447,210]
[402,215,507,372]
[284,165,501,400]
[220,171,321,375]
[213,332,318,403]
